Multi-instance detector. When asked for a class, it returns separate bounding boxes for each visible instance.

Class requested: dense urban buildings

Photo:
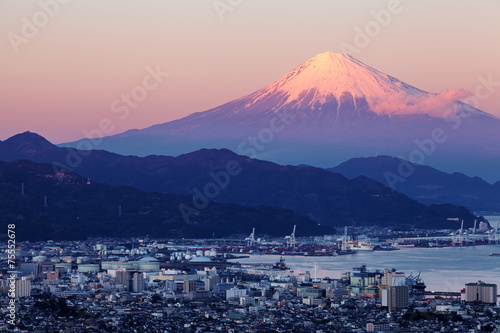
[0,235,499,332]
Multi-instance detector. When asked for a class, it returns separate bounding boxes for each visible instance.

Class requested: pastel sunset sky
[1,0,499,143]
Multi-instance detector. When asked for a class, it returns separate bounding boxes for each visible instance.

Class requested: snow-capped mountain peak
[60,51,500,182]
[230,52,424,113]
[200,51,484,120]
[266,52,419,98]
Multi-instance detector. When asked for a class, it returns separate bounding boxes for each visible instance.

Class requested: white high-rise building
[15,278,31,298]
[226,287,248,300]
[132,272,145,293]
[71,274,87,284]
[464,281,497,304]
[381,269,406,286]
[204,275,220,291]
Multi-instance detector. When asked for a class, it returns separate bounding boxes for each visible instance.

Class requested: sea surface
[237,244,500,292]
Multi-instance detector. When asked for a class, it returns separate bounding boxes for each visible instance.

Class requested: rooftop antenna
[21,183,25,196]
[44,195,48,208]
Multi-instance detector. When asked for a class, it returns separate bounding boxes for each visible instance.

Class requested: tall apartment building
[132,272,145,293]
[15,278,31,298]
[382,268,406,287]
[464,281,497,304]
[381,285,409,311]
[204,275,220,291]
[115,270,130,285]
[183,280,197,293]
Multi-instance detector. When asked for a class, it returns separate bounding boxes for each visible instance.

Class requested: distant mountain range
[61,52,500,182]
[0,132,481,231]
[0,159,328,241]
[329,156,500,213]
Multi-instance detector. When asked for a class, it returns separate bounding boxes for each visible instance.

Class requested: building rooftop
[189,256,213,263]
[465,281,497,287]
[138,256,159,262]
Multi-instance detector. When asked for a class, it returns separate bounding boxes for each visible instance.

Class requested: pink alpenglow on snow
[61,52,500,182]
[236,52,483,118]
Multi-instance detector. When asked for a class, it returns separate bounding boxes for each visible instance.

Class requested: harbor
[237,244,500,292]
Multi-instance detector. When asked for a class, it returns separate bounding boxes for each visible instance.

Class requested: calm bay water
[238,244,500,292]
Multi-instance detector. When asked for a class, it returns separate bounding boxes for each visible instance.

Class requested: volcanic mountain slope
[168,52,488,122]
[329,156,500,212]
[0,159,328,241]
[0,132,481,230]
[61,52,500,181]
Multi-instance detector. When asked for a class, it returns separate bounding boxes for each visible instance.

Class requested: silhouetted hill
[329,156,500,212]
[0,159,328,241]
[0,132,480,229]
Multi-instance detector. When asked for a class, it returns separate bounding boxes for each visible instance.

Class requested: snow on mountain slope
[161,52,491,126]
[60,52,500,182]
[240,52,424,109]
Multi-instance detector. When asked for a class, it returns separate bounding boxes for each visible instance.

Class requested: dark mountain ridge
[0,159,327,241]
[0,132,481,230]
[329,156,500,212]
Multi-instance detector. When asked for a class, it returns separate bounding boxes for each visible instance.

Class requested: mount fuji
[62,52,500,182]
